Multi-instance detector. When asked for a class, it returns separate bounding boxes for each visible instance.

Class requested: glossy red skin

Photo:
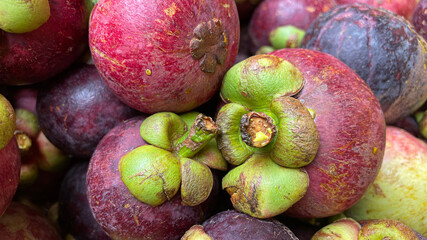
[202,210,298,239]
[270,49,385,218]
[411,0,427,40]
[0,138,20,217]
[0,0,89,86]
[248,0,337,53]
[0,202,61,239]
[336,0,417,19]
[59,162,110,240]
[89,0,240,114]
[87,117,219,240]
[36,64,136,158]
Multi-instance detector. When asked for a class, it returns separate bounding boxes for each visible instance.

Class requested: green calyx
[120,112,220,206]
[222,154,309,218]
[0,0,51,33]
[217,54,318,168]
[220,54,304,110]
[119,145,181,207]
[0,94,16,150]
[217,54,320,218]
[269,25,305,49]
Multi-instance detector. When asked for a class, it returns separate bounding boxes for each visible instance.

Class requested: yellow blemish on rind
[373,147,378,155]
[145,69,152,76]
[164,3,179,18]
[134,215,140,226]
[185,88,192,94]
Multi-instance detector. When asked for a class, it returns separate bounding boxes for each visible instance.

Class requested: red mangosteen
[89,0,240,114]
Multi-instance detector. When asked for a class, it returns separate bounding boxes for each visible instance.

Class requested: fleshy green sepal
[119,145,181,206]
[180,158,213,206]
[222,154,309,218]
[220,54,304,110]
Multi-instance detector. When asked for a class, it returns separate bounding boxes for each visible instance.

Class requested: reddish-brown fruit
[0,0,90,86]
[0,202,61,239]
[0,138,20,217]
[87,117,220,239]
[248,0,336,53]
[89,0,240,114]
[269,48,385,218]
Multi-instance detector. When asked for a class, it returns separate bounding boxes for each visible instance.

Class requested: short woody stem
[174,114,218,159]
[240,111,277,148]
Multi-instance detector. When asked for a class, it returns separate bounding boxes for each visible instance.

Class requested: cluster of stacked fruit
[0,0,426,239]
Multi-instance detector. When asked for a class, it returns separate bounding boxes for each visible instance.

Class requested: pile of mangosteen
[0,0,426,239]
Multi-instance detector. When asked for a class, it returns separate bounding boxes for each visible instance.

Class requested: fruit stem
[14,130,32,152]
[174,114,218,158]
[240,111,277,148]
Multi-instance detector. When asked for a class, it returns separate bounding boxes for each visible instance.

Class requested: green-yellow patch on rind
[220,54,304,110]
[119,145,181,206]
[0,94,15,150]
[0,0,50,33]
[222,154,309,218]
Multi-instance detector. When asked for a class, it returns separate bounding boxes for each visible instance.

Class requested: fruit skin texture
[411,0,427,41]
[269,48,385,218]
[0,0,90,86]
[0,138,20,218]
[199,210,298,239]
[58,161,110,240]
[0,202,61,239]
[302,3,427,124]
[248,0,337,53]
[336,0,417,19]
[87,117,219,240]
[36,64,136,158]
[345,126,427,236]
[89,0,240,114]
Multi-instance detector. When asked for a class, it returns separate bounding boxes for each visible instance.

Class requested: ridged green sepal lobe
[180,157,214,206]
[270,96,319,168]
[222,154,309,218]
[140,112,186,151]
[220,54,304,110]
[216,103,254,165]
[119,145,181,206]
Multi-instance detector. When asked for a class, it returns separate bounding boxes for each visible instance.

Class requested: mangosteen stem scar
[174,114,218,158]
[240,112,277,148]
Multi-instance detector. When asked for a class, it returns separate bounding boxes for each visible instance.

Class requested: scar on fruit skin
[190,18,228,73]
